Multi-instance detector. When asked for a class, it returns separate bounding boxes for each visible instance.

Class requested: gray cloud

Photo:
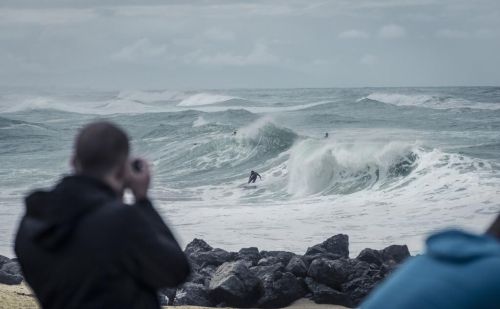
[378,24,406,39]
[0,0,499,88]
[339,30,370,39]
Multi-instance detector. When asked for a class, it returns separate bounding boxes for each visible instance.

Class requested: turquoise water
[1,87,499,256]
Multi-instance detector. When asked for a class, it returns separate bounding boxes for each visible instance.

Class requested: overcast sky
[1,0,499,89]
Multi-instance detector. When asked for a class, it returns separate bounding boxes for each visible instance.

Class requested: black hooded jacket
[14,175,190,309]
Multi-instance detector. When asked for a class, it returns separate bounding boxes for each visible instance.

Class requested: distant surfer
[248,170,261,183]
[233,130,237,135]
[324,132,329,138]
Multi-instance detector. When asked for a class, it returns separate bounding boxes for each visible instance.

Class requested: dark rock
[250,264,283,279]
[305,244,327,256]
[0,255,10,268]
[185,238,213,256]
[285,256,307,277]
[381,245,410,263]
[307,258,351,290]
[158,293,169,306]
[0,270,23,285]
[209,261,262,308]
[1,261,21,276]
[237,247,261,266]
[189,248,236,268]
[257,271,307,308]
[304,277,353,307]
[173,282,213,307]
[356,248,383,266]
[306,234,349,258]
[344,259,372,281]
[323,234,349,258]
[260,251,295,266]
[257,256,281,267]
[302,252,343,267]
[342,276,379,306]
[380,260,399,277]
[158,287,177,305]
[186,265,216,286]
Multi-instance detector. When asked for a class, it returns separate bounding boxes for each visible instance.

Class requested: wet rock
[257,271,306,308]
[187,265,217,286]
[356,248,383,266]
[185,238,213,256]
[381,245,410,263]
[158,287,177,306]
[173,282,213,307]
[209,261,262,308]
[250,264,283,279]
[305,234,349,258]
[307,258,351,290]
[260,251,295,266]
[345,259,372,281]
[0,255,10,268]
[189,248,236,268]
[0,270,23,285]
[304,277,353,307]
[1,261,21,276]
[302,252,343,267]
[237,247,261,266]
[285,256,307,277]
[257,256,281,267]
[342,276,380,306]
[380,260,399,277]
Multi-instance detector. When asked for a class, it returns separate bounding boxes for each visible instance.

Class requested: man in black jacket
[15,121,190,309]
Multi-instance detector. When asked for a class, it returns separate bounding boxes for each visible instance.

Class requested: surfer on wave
[248,170,261,184]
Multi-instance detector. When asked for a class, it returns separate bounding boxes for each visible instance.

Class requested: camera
[131,159,142,172]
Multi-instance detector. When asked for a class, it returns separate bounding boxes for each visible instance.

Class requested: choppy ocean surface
[1,87,499,257]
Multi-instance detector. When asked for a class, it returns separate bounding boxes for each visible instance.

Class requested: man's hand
[126,158,151,201]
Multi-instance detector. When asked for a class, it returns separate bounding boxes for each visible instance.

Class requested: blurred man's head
[486,214,500,240]
[72,121,130,194]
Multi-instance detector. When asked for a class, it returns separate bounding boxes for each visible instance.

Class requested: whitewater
[1,87,499,257]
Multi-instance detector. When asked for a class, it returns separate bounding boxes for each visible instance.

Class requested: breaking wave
[359,92,500,110]
[178,93,236,106]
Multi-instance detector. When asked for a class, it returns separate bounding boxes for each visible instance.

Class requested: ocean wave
[359,92,500,110]
[192,116,210,127]
[177,93,236,106]
[283,139,498,199]
[0,94,172,115]
[286,140,419,196]
[154,118,297,183]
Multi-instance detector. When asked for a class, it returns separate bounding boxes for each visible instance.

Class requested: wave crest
[178,93,236,106]
[359,92,500,110]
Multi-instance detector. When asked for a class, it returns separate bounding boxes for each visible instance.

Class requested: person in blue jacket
[361,214,500,309]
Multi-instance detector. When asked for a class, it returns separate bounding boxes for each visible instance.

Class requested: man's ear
[115,159,129,182]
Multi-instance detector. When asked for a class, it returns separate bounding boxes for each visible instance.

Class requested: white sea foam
[0,94,171,115]
[177,93,235,106]
[360,92,500,110]
[192,116,210,127]
[187,101,332,113]
[158,140,499,255]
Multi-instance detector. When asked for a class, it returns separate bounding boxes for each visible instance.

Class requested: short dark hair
[74,121,130,176]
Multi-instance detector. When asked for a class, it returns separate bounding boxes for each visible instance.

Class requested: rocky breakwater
[0,234,411,308]
[0,255,23,285]
[163,234,410,308]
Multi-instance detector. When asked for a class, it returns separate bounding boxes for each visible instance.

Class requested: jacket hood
[426,229,500,262]
[23,175,117,250]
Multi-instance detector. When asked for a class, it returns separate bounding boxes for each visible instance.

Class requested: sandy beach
[0,283,348,309]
